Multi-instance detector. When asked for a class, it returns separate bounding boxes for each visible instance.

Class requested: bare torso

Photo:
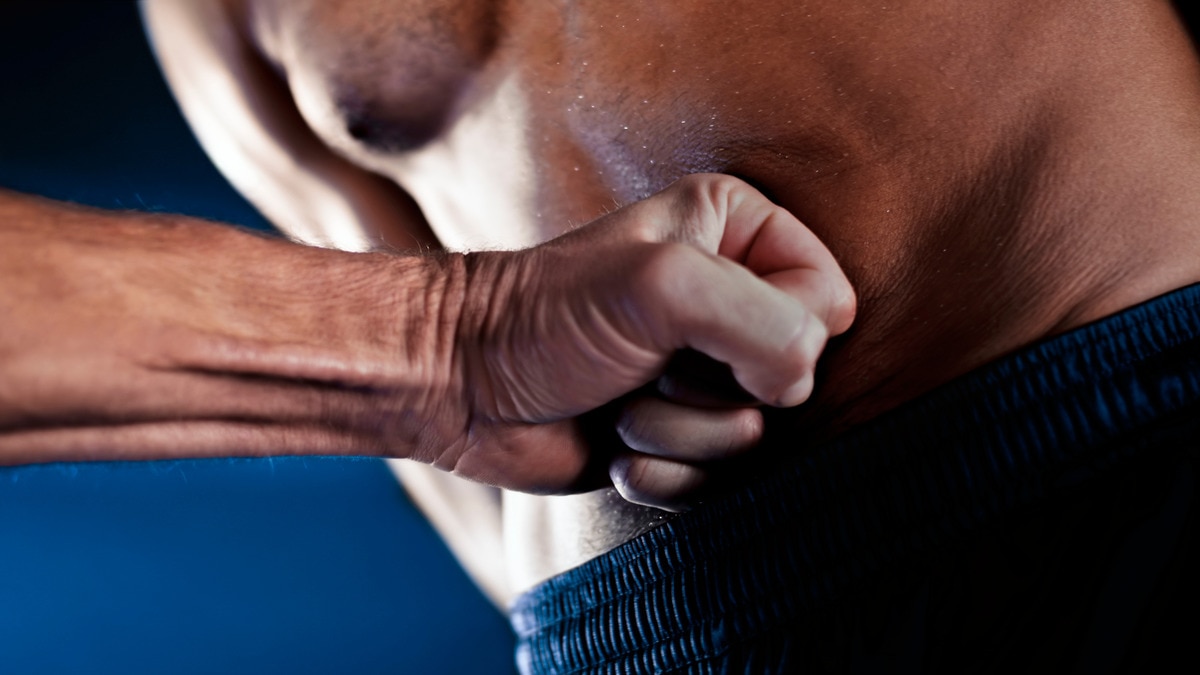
[147,0,1200,601]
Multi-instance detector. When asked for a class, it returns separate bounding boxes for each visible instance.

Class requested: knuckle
[666,174,744,245]
[781,312,822,371]
[610,453,701,512]
[790,372,816,406]
[625,456,654,495]
[616,405,656,454]
[685,172,743,202]
[763,322,822,406]
[671,173,720,201]
[764,370,814,408]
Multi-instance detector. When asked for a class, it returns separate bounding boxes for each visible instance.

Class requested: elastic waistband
[510,284,1200,675]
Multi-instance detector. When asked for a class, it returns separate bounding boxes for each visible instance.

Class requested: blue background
[0,2,516,673]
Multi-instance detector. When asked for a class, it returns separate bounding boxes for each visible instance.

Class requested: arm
[0,174,854,491]
[136,0,851,597]
[0,190,449,462]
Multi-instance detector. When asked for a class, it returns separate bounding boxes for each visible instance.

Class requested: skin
[0,178,850,473]
[15,0,1200,607]
[0,168,850,603]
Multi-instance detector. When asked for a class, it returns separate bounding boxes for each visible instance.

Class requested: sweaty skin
[143,0,1200,603]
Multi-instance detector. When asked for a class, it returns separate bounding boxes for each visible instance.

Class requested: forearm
[0,190,462,465]
[0,175,856,507]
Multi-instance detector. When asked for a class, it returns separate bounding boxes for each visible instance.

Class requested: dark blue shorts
[511,284,1200,674]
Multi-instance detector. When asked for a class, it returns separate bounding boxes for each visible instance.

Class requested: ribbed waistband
[510,284,1200,675]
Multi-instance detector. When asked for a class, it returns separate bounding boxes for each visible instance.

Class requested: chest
[257,0,809,248]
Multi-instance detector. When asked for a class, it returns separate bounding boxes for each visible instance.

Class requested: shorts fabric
[510,283,1200,674]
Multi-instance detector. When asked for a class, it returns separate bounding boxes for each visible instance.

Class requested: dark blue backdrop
[0,2,515,673]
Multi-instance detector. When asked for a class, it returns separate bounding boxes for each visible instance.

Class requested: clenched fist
[430,174,855,507]
[0,176,853,512]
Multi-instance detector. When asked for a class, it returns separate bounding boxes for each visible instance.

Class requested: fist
[431,174,855,508]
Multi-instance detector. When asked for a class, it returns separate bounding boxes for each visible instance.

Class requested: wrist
[367,249,473,463]
[416,248,523,465]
